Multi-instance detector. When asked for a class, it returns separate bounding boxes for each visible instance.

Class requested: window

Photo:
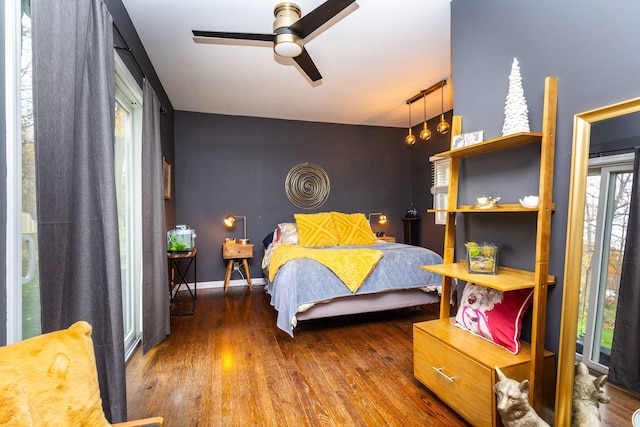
[5,0,40,343]
[114,56,143,360]
[19,2,39,341]
[577,152,634,374]
[430,156,449,225]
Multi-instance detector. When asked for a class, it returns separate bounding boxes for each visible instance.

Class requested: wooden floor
[125,286,640,426]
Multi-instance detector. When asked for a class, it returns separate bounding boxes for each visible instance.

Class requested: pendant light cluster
[404,79,449,148]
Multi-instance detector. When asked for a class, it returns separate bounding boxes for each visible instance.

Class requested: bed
[262,212,444,337]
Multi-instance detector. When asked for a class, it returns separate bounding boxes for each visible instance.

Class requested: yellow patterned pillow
[294,212,340,247]
[331,212,376,245]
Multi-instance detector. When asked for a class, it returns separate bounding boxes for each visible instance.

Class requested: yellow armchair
[0,321,162,427]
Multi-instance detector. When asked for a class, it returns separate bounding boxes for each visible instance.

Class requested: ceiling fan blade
[192,30,275,42]
[289,0,356,38]
[293,48,322,82]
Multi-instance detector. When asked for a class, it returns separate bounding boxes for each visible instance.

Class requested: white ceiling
[121,0,452,128]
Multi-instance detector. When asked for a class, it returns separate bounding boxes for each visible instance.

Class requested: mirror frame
[555,96,640,425]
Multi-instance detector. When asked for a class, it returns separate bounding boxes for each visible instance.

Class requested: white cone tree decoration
[502,57,530,136]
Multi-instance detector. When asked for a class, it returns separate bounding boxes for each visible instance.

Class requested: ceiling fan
[192,0,356,82]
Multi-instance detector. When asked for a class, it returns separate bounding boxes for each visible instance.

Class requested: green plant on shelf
[167,234,188,252]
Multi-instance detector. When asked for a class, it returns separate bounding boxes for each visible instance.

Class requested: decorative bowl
[473,195,501,209]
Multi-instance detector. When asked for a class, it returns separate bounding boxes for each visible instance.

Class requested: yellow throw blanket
[269,244,384,293]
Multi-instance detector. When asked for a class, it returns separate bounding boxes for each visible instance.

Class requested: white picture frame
[451,130,484,150]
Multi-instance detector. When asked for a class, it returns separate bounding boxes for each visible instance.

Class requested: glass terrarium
[167,225,196,253]
[465,242,498,274]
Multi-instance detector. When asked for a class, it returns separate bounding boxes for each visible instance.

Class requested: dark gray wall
[451,0,640,353]
[174,111,451,283]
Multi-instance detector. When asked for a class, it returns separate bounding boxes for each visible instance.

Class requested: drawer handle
[433,367,455,382]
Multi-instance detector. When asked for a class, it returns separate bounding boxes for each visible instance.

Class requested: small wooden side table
[222,243,253,294]
[377,236,396,243]
[167,248,197,316]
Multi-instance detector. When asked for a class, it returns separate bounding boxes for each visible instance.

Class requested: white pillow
[278,222,298,245]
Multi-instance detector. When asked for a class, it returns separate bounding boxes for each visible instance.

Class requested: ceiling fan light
[274,33,303,57]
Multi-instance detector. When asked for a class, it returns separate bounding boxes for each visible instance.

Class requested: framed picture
[163,157,172,200]
[451,130,484,150]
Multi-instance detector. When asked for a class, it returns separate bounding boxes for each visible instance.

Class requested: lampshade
[223,215,247,240]
[368,212,388,225]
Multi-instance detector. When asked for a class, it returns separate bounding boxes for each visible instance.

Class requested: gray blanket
[267,242,443,336]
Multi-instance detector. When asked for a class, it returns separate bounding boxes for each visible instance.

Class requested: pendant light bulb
[419,94,431,141]
[437,81,449,135]
[420,123,432,140]
[405,102,416,146]
[405,129,416,146]
[437,114,450,135]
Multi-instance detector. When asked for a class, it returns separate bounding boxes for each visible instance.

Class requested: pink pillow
[454,283,533,354]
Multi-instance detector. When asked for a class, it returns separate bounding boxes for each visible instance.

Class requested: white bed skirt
[296,288,440,321]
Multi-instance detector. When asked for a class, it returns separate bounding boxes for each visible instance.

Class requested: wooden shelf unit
[430,202,556,213]
[421,263,556,292]
[414,76,558,426]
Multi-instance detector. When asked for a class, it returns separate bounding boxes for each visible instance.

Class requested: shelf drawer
[414,327,494,427]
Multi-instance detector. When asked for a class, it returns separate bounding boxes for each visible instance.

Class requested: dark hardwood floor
[125,286,639,426]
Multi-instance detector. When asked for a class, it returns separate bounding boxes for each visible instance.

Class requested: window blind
[430,156,449,225]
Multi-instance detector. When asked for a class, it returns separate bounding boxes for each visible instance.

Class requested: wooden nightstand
[222,243,253,294]
[377,236,396,243]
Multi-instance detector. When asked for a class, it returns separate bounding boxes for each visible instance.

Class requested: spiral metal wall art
[285,163,330,209]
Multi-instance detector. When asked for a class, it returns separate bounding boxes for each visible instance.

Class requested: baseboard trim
[193,277,267,290]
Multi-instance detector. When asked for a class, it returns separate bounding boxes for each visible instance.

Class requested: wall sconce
[419,94,432,141]
[405,103,416,147]
[436,80,450,135]
[223,215,247,240]
[368,212,388,225]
